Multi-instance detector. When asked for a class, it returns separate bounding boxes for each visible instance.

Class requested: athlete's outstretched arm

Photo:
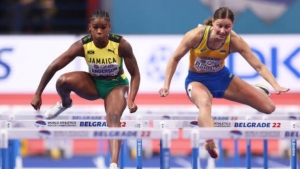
[231,33,290,94]
[120,38,140,113]
[159,29,199,97]
[31,40,84,110]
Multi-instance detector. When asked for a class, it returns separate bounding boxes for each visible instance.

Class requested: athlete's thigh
[104,85,129,123]
[223,76,274,112]
[60,71,100,100]
[187,81,213,107]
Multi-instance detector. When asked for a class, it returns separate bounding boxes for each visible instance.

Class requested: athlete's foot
[254,84,270,96]
[204,139,219,159]
[109,163,118,169]
[44,100,72,119]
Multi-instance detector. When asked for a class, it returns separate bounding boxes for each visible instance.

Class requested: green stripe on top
[109,34,122,43]
[82,35,93,44]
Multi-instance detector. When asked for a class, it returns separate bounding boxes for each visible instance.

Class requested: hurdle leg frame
[217,139,224,167]
[160,121,165,169]
[1,130,9,169]
[263,139,268,169]
[161,129,171,169]
[191,129,199,169]
[234,139,239,168]
[136,120,143,169]
[290,139,297,169]
[246,139,251,169]
[119,140,124,169]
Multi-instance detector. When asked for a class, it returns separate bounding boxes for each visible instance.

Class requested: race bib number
[194,57,222,72]
[89,63,119,76]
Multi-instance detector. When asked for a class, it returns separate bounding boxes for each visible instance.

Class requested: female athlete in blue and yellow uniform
[159,7,289,159]
[30,10,140,169]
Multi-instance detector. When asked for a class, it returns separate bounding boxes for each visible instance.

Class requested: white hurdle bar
[154,120,299,169]
[0,120,149,128]
[152,120,298,129]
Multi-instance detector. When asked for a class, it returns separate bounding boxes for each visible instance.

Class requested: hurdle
[1,112,300,168]
[1,128,299,169]
[153,120,299,169]
[182,128,299,169]
[0,120,149,128]
[0,128,179,169]
[0,119,150,169]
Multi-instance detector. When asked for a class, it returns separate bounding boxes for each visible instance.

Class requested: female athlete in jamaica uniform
[31,9,140,169]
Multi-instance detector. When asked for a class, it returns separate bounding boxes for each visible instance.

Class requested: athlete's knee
[196,97,212,109]
[106,112,121,126]
[56,74,71,87]
[262,102,276,114]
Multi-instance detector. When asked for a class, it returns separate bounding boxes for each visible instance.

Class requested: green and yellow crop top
[189,25,231,72]
[82,34,123,76]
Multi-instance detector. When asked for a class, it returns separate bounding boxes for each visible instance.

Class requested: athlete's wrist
[34,92,42,96]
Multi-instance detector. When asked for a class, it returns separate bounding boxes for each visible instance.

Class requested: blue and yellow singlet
[82,34,124,76]
[189,26,231,73]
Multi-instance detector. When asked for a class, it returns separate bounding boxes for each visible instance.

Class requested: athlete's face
[89,17,111,46]
[212,18,233,40]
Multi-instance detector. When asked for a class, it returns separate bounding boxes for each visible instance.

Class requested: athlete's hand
[128,101,138,113]
[274,86,290,95]
[30,95,42,111]
[159,87,169,97]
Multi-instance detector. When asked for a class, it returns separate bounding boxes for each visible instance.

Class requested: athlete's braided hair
[89,9,110,22]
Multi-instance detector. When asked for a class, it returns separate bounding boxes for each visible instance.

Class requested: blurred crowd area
[1,0,299,35]
[0,0,98,34]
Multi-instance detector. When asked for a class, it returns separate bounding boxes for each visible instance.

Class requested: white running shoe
[109,163,118,169]
[44,101,72,119]
[254,84,270,96]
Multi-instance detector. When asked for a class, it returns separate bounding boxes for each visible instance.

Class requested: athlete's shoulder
[230,30,238,37]
[183,24,206,47]
[195,24,207,35]
[229,30,247,53]
[109,34,122,43]
[186,24,206,37]
[230,30,243,42]
[81,34,93,44]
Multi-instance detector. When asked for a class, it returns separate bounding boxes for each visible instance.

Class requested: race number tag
[89,63,119,76]
[194,57,222,72]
